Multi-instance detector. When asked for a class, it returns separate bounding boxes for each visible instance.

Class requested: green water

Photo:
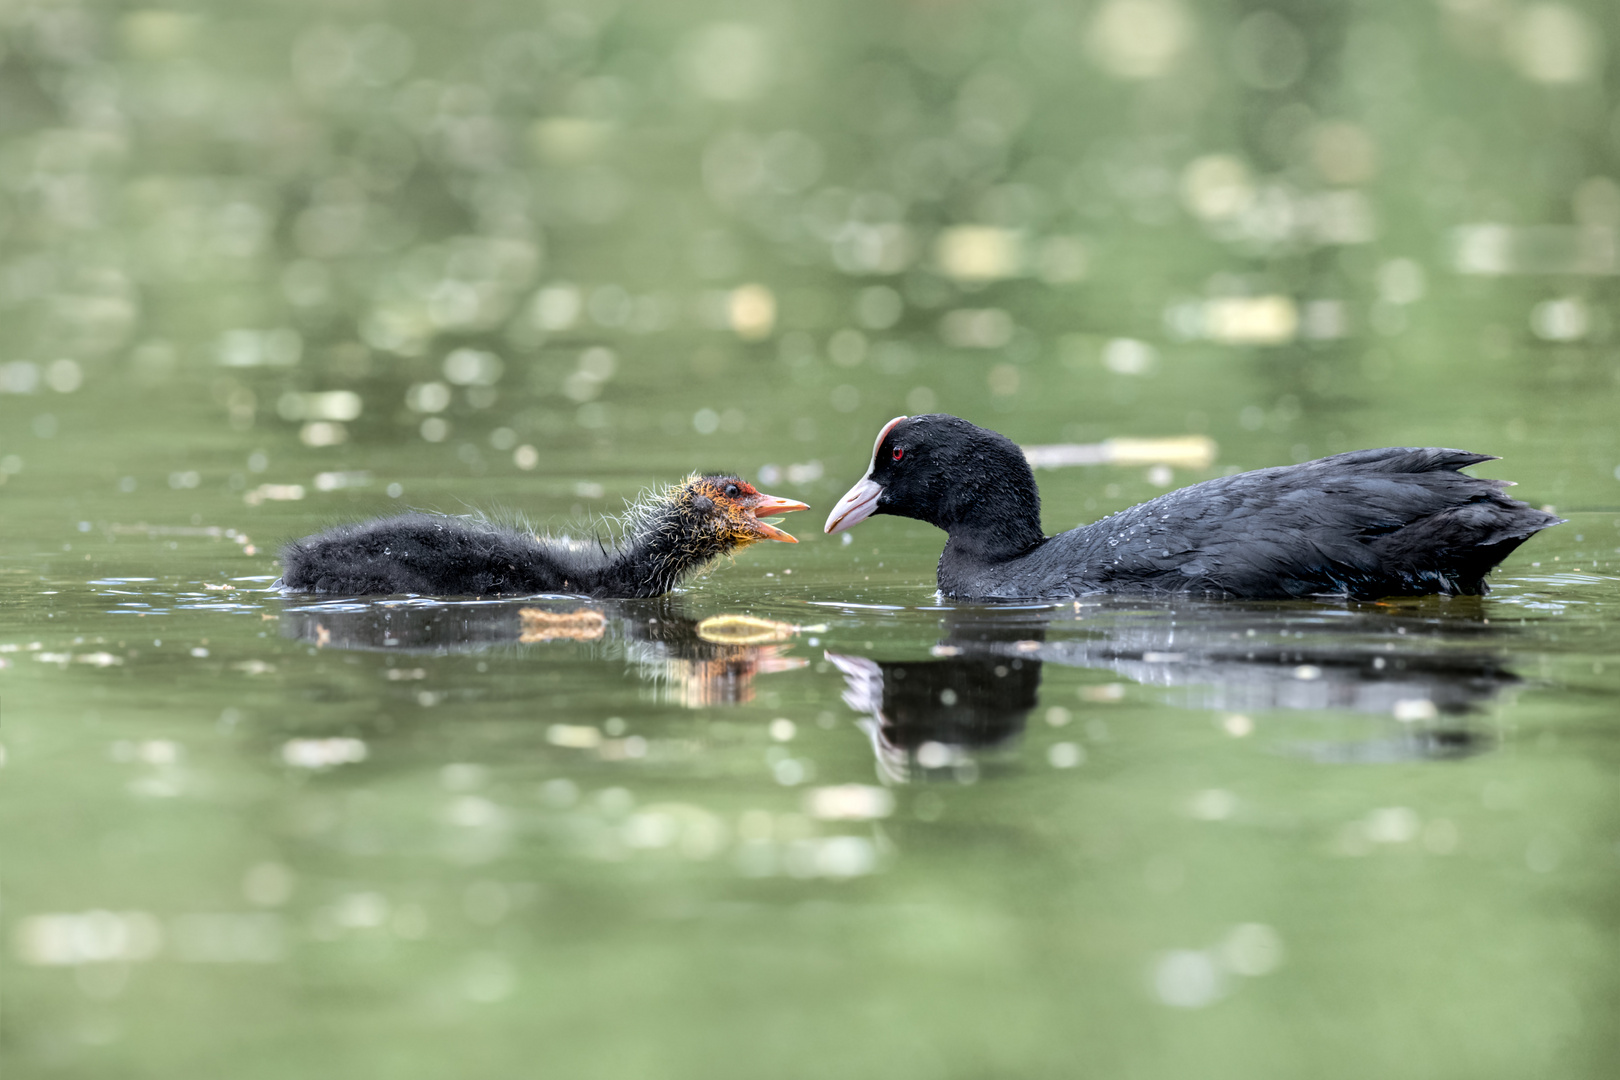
[5,1,1620,1076]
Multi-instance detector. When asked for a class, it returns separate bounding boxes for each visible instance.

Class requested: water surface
[4,1,1620,1076]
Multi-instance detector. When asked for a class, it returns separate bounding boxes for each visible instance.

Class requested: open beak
[744,492,810,543]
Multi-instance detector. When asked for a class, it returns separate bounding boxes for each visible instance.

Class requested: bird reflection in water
[279,598,805,707]
[829,599,1521,782]
[636,612,806,707]
[827,616,1046,784]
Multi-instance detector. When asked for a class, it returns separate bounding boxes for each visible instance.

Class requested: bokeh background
[2,0,1618,507]
[4,1,1620,1078]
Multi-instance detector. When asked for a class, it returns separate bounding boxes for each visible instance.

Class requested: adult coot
[824,414,1560,601]
[281,474,808,597]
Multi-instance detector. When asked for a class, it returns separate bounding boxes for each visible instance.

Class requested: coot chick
[825,414,1560,601]
[281,474,808,597]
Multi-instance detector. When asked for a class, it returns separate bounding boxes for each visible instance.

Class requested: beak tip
[752,492,810,515]
[748,518,799,544]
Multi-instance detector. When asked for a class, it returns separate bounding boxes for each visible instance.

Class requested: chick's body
[279,475,807,597]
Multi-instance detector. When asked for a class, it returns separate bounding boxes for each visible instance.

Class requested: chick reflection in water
[829,602,1520,782]
[280,599,805,707]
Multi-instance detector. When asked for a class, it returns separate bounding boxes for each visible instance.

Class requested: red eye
[891,447,904,461]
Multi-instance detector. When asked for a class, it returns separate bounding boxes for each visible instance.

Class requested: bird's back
[1037,447,1560,599]
[280,513,601,596]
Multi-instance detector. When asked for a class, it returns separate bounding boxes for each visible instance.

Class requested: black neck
[592,501,726,597]
[940,506,1046,564]
[934,447,1046,563]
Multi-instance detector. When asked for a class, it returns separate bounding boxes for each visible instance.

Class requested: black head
[824,414,1045,558]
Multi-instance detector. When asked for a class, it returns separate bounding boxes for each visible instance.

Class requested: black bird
[280,474,808,597]
[824,414,1560,601]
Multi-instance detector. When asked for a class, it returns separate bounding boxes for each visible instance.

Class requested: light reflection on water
[278,596,809,708]
[6,537,1620,1071]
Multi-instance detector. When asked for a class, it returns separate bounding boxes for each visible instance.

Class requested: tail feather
[1368,496,1562,595]
[1311,447,1498,474]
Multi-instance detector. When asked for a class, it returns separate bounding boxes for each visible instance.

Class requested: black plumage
[825,414,1561,601]
[279,474,807,597]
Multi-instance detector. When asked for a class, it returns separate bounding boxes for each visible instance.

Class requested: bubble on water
[1377,259,1427,305]
[1089,0,1192,80]
[0,362,39,394]
[281,737,367,769]
[1393,698,1438,722]
[1530,298,1589,342]
[1152,950,1225,1008]
[815,836,876,878]
[1363,807,1419,844]
[1103,338,1157,375]
[682,22,772,101]
[1506,4,1599,84]
[1183,155,1255,221]
[1189,789,1236,820]
[1205,297,1299,345]
[1045,742,1083,768]
[807,785,893,822]
[729,285,776,340]
[300,422,346,447]
[406,381,451,413]
[443,348,502,386]
[529,285,581,331]
[935,227,1023,282]
[45,359,83,393]
[16,911,163,966]
[1220,714,1253,737]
